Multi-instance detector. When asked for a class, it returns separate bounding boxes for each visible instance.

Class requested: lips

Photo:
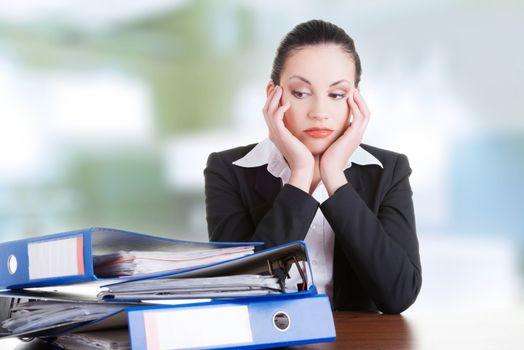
[304,127,334,138]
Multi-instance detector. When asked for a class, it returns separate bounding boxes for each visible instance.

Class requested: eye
[329,93,346,100]
[291,90,310,99]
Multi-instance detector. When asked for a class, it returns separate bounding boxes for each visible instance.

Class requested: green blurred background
[1,0,524,328]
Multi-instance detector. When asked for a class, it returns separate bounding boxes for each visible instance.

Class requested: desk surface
[292,311,412,350]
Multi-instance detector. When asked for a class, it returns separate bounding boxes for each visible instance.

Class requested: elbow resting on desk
[376,269,422,314]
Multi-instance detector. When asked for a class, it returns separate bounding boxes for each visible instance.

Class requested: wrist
[323,171,347,196]
[288,168,314,193]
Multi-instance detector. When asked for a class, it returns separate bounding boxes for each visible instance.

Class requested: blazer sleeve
[320,153,422,314]
[204,152,319,248]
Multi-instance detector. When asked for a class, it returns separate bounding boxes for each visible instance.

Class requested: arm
[205,83,320,247]
[320,154,422,314]
[204,152,319,248]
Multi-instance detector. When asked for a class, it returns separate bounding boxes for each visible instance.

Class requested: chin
[305,141,331,156]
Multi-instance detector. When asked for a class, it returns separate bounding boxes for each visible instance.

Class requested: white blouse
[233,138,383,301]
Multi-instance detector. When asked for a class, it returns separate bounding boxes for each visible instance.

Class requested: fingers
[263,85,291,141]
[264,86,290,124]
[263,86,279,129]
[347,91,360,124]
[353,89,370,117]
[347,90,370,133]
[263,85,285,114]
[276,101,291,118]
[267,86,283,117]
[263,85,278,116]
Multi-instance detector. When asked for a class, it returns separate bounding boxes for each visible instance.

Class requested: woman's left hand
[320,89,371,196]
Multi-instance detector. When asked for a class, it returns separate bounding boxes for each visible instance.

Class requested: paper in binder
[0,227,258,289]
[54,329,130,350]
[99,241,315,302]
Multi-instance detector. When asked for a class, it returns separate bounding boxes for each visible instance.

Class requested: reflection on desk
[289,311,412,350]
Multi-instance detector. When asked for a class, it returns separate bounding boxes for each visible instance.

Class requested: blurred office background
[1,0,523,346]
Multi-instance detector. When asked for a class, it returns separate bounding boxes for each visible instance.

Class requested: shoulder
[360,143,405,161]
[206,143,257,172]
[360,143,412,174]
[208,143,257,163]
[204,143,264,189]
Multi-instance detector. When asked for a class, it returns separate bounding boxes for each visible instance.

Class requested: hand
[320,89,371,196]
[263,85,314,192]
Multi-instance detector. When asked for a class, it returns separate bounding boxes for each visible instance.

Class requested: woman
[204,19,421,314]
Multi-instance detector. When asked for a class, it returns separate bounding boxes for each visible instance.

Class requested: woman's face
[271,44,356,155]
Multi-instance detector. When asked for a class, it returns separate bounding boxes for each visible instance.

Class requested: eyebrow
[287,75,352,87]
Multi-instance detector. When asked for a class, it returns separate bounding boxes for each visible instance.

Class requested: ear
[266,80,276,97]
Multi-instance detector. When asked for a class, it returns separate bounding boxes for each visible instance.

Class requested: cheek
[283,109,304,138]
[282,110,296,130]
[331,103,350,125]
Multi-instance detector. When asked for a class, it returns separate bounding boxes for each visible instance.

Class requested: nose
[308,96,328,120]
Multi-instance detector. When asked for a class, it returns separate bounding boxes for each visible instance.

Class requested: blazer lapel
[344,164,365,196]
[254,166,282,203]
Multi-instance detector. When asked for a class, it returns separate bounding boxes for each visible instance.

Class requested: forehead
[281,44,356,84]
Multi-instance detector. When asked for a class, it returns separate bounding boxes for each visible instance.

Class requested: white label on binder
[28,236,84,280]
[144,305,253,349]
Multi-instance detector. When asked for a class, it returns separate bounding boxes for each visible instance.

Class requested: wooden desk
[290,311,412,350]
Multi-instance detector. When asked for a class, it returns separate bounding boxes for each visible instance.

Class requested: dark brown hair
[270,19,362,87]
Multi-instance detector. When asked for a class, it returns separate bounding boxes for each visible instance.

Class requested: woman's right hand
[263,85,314,192]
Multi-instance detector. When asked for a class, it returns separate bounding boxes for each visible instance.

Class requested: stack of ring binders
[0,227,335,349]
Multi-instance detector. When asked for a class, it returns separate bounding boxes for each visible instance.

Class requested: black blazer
[204,143,421,314]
